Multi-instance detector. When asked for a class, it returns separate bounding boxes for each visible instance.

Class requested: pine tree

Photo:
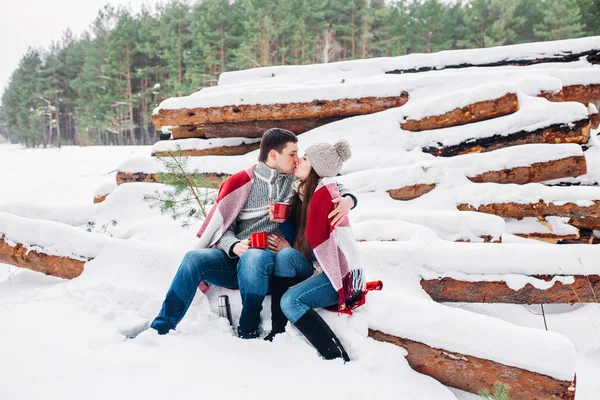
[576,0,600,35]
[486,0,519,47]
[143,148,225,228]
[534,0,585,40]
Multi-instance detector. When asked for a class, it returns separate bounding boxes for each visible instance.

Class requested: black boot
[293,309,350,362]
[264,276,297,342]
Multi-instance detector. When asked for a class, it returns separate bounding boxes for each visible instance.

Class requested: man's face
[273,142,299,174]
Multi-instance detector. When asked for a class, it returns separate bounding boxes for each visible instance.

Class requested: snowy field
[1,143,600,400]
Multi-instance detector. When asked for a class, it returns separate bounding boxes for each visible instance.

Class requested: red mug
[249,232,267,249]
[272,202,290,220]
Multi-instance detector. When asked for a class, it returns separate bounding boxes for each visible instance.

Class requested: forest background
[0,0,597,147]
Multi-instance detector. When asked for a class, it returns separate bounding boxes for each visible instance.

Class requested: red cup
[272,202,290,220]
[249,232,267,249]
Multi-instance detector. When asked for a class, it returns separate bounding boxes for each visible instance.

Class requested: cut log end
[388,183,436,200]
[93,195,107,204]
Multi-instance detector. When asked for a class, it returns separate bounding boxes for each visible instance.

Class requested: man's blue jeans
[151,248,275,337]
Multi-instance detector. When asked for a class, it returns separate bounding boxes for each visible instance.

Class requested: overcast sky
[0,0,150,93]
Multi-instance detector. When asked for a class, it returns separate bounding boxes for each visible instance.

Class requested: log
[93,195,107,204]
[384,46,600,74]
[0,235,86,279]
[388,183,436,201]
[559,228,600,245]
[116,171,227,188]
[423,119,590,157]
[515,232,580,244]
[152,142,260,157]
[539,84,600,106]
[170,125,206,139]
[421,275,600,304]
[171,116,347,139]
[560,84,600,106]
[202,116,346,138]
[401,92,519,131]
[468,155,587,184]
[151,93,408,128]
[569,216,600,230]
[369,329,575,400]
[458,200,600,220]
[388,155,587,201]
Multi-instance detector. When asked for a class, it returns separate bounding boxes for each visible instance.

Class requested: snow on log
[505,216,580,243]
[93,179,117,205]
[218,36,599,85]
[93,195,107,204]
[0,213,105,279]
[409,96,589,157]
[423,118,590,157]
[338,144,586,200]
[351,209,505,243]
[0,235,86,279]
[456,180,600,219]
[152,93,408,128]
[353,219,499,243]
[365,291,576,400]
[420,274,599,304]
[401,92,519,131]
[151,137,261,157]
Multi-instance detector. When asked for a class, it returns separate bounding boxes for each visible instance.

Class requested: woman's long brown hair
[290,168,321,259]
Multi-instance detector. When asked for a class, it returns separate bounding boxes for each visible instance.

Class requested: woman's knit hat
[305,139,352,178]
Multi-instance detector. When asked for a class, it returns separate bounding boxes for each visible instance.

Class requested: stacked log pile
[99,37,600,398]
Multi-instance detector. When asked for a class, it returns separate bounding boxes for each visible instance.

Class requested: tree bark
[152,93,408,128]
[369,329,575,400]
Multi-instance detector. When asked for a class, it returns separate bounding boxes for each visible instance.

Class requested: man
[149,128,356,339]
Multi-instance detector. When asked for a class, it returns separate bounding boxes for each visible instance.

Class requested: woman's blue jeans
[280,272,340,324]
[151,248,275,337]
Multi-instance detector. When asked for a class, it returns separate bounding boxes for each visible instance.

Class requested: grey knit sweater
[216,162,355,257]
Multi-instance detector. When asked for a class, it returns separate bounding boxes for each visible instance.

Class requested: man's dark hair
[258,128,298,162]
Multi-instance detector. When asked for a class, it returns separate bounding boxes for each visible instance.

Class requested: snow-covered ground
[2,143,600,399]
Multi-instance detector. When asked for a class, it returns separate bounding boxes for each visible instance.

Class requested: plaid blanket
[306,178,366,312]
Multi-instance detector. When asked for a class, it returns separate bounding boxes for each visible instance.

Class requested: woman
[265,139,365,361]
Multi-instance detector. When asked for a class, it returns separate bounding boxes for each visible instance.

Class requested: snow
[5,37,600,399]
[218,36,600,86]
[0,140,596,398]
[398,82,517,122]
[364,291,576,381]
[505,216,579,236]
[151,137,261,154]
[338,143,584,192]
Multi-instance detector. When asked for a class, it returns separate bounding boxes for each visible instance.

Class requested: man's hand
[267,234,291,252]
[269,203,286,223]
[328,196,353,227]
[233,239,250,257]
